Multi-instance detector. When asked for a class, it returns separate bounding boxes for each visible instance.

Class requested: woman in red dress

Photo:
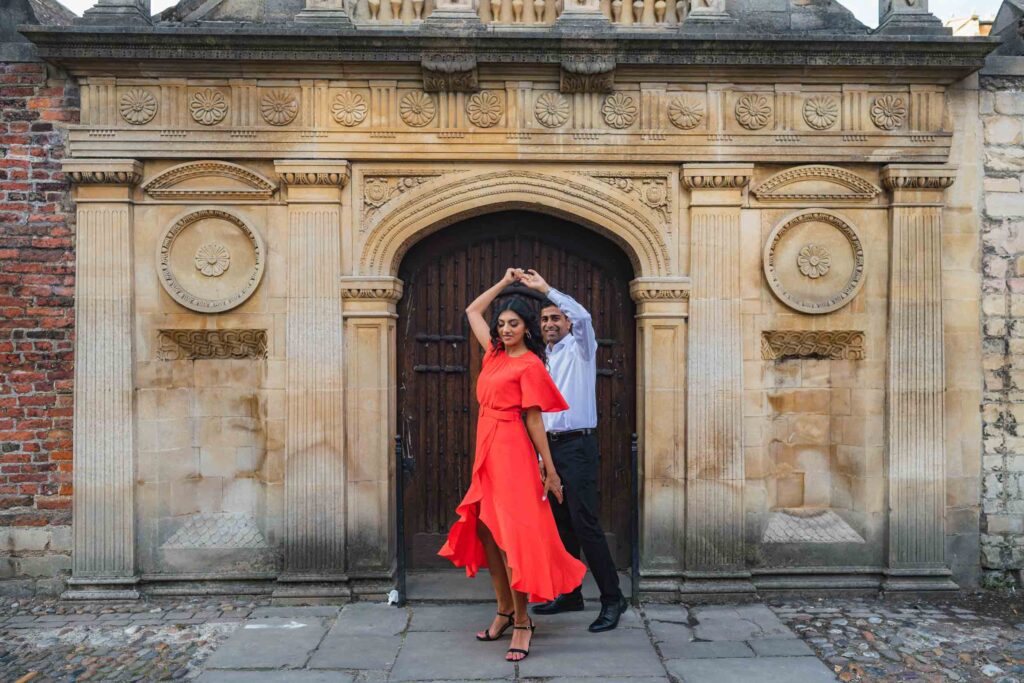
[438,268,587,662]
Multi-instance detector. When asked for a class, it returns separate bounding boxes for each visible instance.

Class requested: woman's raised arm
[466,268,519,350]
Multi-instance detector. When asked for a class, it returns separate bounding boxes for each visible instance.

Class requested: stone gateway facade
[0,0,1013,598]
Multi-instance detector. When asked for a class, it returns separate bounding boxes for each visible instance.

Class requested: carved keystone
[422,54,479,93]
[560,55,616,94]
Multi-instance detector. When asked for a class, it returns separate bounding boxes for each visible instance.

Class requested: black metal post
[394,433,407,607]
[630,432,639,607]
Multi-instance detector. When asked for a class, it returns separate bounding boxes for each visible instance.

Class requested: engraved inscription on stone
[763,210,865,314]
[157,209,266,313]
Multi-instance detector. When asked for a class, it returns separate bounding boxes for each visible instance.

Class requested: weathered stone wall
[0,58,79,595]
[979,74,1024,583]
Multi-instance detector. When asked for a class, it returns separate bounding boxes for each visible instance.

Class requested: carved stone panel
[156,329,268,360]
[157,209,266,313]
[760,330,865,361]
[763,210,865,314]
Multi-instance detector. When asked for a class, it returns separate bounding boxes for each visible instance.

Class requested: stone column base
[882,568,958,593]
[273,574,353,604]
[62,576,141,601]
[680,571,757,599]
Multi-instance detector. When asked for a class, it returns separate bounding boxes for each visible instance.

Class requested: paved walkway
[1,592,1021,682]
[195,602,834,683]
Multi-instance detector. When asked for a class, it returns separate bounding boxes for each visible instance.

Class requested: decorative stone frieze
[870,94,907,130]
[156,329,268,360]
[629,277,690,302]
[466,91,503,128]
[119,87,157,125]
[734,94,772,130]
[276,160,350,187]
[361,171,446,224]
[62,159,144,600]
[341,276,405,303]
[331,91,368,126]
[601,92,638,129]
[535,92,570,128]
[260,89,299,126]
[802,95,838,130]
[399,91,437,127]
[668,96,705,130]
[189,88,228,126]
[583,172,671,223]
[881,163,958,591]
[760,330,866,361]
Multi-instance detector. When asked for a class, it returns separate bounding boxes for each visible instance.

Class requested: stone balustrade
[350,0,685,26]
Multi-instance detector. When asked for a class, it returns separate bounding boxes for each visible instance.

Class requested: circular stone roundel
[763,209,865,314]
[157,209,265,313]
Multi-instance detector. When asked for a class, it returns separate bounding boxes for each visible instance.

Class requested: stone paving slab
[307,632,403,670]
[665,656,837,682]
[336,603,412,635]
[203,617,328,670]
[250,606,342,619]
[658,640,755,659]
[690,605,794,641]
[516,625,665,678]
[390,630,518,680]
[520,678,669,683]
[643,605,690,624]
[197,671,357,683]
[747,637,815,657]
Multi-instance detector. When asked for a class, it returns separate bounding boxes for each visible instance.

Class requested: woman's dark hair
[489,298,547,365]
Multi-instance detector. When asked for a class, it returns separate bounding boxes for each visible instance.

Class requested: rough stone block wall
[0,59,78,595]
[980,75,1024,582]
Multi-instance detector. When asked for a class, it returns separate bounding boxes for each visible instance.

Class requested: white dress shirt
[542,288,598,432]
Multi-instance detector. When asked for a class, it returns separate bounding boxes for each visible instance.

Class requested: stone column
[62,159,143,600]
[680,163,754,594]
[274,161,350,598]
[340,277,402,595]
[881,164,958,592]
[631,278,689,596]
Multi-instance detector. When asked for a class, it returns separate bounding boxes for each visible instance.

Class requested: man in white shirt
[520,269,627,633]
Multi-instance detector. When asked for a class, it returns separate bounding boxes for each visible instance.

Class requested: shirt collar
[548,333,574,354]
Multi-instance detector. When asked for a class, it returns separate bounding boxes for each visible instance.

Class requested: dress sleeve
[520,358,569,413]
[482,341,501,366]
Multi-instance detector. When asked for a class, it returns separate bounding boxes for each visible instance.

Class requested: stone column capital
[275,160,351,187]
[680,163,754,192]
[629,277,691,316]
[340,276,404,304]
[881,164,957,193]
[63,159,143,186]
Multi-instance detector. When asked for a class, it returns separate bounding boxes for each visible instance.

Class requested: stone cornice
[340,276,404,303]
[20,27,997,80]
[629,277,690,302]
[681,163,753,190]
[63,158,143,185]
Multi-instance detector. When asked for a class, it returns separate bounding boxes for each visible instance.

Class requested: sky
[57,0,1002,28]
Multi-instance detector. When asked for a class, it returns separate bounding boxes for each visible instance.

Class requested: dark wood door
[397,210,636,569]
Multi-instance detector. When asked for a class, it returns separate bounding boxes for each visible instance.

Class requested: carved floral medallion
[157,209,265,313]
[400,91,436,127]
[796,243,831,279]
[764,210,865,314]
[534,92,570,128]
[119,88,158,125]
[260,90,299,126]
[601,92,638,129]
[466,91,503,128]
[189,88,228,126]
[194,242,231,277]
[331,91,368,127]
[668,96,705,130]
[870,95,906,130]
[735,94,772,130]
[802,96,838,130]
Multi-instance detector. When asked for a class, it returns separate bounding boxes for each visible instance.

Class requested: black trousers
[548,433,622,606]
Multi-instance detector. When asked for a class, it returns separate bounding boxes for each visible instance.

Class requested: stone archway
[341,167,689,590]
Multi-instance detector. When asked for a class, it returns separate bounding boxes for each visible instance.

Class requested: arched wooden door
[397,210,636,569]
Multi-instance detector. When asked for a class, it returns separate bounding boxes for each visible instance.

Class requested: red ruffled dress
[438,344,587,602]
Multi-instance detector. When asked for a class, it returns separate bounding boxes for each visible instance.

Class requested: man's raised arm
[521,270,597,360]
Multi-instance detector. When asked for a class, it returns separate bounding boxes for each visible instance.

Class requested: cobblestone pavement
[0,593,1020,682]
[772,595,1024,683]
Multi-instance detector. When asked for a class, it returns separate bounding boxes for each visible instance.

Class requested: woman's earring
[526,331,532,339]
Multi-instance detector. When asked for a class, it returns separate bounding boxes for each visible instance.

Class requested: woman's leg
[503,550,533,661]
[477,519,514,638]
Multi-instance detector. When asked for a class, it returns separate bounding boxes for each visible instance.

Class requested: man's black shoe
[531,592,585,615]
[588,596,629,633]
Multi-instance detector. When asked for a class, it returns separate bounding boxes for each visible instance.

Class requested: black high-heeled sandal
[476,611,514,641]
[506,619,535,661]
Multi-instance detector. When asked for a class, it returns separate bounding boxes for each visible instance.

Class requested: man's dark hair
[539,298,558,311]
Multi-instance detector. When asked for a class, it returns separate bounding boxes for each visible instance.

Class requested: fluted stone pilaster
[63,159,143,600]
[680,164,753,594]
[275,161,350,595]
[882,164,958,591]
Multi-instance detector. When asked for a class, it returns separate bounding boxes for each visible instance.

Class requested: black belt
[546,428,595,442]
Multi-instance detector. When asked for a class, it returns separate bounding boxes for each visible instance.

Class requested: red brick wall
[0,60,79,531]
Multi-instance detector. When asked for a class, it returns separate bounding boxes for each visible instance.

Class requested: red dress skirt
[438,345,587,602]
